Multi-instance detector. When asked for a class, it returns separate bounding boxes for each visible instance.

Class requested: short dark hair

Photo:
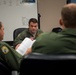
[61,3,76,28]
[28,18,38,25]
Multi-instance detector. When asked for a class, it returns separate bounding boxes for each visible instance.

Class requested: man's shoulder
[38,32,61,39]
[37,29,43,32]
[0,41,11,47]
[38,29,42,31]
[0,41,6,45]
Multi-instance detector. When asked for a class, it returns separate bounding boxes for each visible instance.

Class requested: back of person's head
[28,18,38,25]
[61,3,76,28]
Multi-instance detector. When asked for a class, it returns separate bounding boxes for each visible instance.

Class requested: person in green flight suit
[0,21,23,71]
[14,18,43,50]
[25,3,76,55]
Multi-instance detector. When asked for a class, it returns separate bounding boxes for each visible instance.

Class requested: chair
[20,53,76,75]
[52,27,62,33]
[13,28,27,40]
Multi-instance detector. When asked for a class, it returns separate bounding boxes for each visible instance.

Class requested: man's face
[0,25,4,41]
[29,22,38,34]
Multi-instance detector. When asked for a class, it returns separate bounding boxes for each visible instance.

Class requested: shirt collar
[59,28,76,36]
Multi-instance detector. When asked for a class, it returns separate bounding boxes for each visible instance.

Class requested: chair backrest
[13,28,27,40]
[52,27,62,33]
[20,53,76,75]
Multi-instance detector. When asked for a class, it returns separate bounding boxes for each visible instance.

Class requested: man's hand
[15,44,20,50]
[25,48,32,55]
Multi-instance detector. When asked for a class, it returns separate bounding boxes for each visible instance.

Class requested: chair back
[52,27,62,33]
[20,53,76,75]
[13,28,27,40]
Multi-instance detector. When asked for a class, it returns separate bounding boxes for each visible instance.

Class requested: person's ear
[59,19,63,26]
[59,18,65,29]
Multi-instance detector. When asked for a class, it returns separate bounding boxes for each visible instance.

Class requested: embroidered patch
[1,46,9,54]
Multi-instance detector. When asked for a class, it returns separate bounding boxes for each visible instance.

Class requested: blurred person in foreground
[26,3,76,55]
[0,22,23,72]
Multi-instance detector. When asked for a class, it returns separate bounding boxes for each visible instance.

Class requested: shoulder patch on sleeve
[1,46,9,54]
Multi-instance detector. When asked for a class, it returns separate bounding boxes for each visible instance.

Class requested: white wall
[0,0,38,41]
[38,0,66,32]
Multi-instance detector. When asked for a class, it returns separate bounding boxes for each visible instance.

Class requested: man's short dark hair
[28,18,38,25]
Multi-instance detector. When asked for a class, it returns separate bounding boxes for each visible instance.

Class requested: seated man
[0,21,23,71]
[14,18,43,49]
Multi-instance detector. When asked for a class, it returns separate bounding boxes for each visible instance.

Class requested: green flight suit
[32,28,76,54]
[14,28,43,47]
[0,41,23,71]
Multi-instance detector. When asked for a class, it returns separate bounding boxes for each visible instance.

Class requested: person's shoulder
[39,32,60,38]
[37,29,43,32]
[0,41,9,49]
[0,41,10,47]
[0,41,6,45]
[38,29,42,31]
[37,32,50,38]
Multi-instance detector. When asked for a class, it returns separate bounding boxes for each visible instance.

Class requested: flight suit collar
[60,28,76,36]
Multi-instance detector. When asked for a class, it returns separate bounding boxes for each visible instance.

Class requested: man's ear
[59,19,63,26]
